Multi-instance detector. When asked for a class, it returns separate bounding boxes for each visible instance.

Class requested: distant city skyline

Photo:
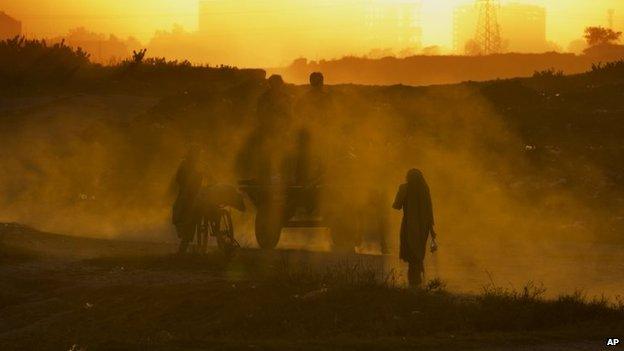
[198,1,423,57]
[1,0,623,65]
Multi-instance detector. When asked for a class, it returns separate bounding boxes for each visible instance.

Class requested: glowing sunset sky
[3,0,623,64]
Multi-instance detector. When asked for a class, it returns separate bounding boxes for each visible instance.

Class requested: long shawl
[393,180,434,263]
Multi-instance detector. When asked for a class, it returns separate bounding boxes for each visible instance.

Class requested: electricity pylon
[474,0,501,55]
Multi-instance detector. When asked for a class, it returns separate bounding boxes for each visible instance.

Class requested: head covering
[406,168,425,186]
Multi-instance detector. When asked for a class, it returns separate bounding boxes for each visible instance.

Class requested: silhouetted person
[393,169,436,287]
[237,74,293,184]
[290,72,332,186]
[257,74,292,135]
[173,147,203,253]
[295,72,332,124]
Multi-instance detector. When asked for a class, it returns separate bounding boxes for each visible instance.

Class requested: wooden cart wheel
[255,208,282,249]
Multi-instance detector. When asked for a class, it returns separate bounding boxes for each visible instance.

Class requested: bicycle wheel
[215,210,238,256]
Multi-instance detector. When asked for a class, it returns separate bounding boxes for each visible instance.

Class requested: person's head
[309,72,324,89]
[268,74,284,91]
[406,168,425,185]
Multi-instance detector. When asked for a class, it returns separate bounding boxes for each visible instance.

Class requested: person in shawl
[172,147,203,254]
[392,168,437,287]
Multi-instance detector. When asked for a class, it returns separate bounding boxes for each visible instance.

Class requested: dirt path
[0,224,619,351]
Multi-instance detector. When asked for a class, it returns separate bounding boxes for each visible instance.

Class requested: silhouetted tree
[584,26,622,47]
[0,36,90,88]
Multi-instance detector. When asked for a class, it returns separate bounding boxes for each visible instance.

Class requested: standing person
[256,74,293,136]
[392,169,437,287]
[173,147,203,254]
[291,72,332,192]
[295,72,332,124]
[237,74,293,184]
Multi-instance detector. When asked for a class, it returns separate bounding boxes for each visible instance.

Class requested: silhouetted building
[454,2,547,54]
[363,0,422,51]
[501,3,546,53]
[0,11,21,40]
[197,0,422,63]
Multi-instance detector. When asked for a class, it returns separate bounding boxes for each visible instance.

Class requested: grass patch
[3,250,622,349]
[81,251,624,338]
[266,258,624,336]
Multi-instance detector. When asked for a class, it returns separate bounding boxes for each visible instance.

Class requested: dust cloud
[0,75,621,294]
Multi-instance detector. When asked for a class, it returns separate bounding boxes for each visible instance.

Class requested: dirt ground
[0,223,621,351]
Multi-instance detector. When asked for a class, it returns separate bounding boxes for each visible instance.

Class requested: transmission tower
[474,0,501,55]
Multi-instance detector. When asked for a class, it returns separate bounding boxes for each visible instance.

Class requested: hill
[274,49,624,85]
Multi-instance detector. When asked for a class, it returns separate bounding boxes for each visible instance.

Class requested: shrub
[0,36,90,88]
[533,68,564,78]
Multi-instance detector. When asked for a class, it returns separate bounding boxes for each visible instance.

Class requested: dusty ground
[1,224,622,351]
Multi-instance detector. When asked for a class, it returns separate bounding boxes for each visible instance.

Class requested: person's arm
[392,184,406,210]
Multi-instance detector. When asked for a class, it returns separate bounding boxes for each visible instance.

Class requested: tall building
[197,0,422,60]
[500,3,546,52]
[454,2,546,54]
[0,11,22,40]
[364,0,422,51]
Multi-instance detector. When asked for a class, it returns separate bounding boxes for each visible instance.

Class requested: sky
[421,0,622,47]
[3,0,624,64]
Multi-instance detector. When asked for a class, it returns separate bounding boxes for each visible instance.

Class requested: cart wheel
[216,210,237,257]
[255,209,282,249]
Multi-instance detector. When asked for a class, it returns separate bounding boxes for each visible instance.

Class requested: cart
[238,179,388,252]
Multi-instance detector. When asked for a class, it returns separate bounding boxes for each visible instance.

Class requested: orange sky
[3,0,623,65]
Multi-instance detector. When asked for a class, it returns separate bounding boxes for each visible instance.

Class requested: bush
[0,36,90,89]
[590,60,624,75]
[533,68,564,78]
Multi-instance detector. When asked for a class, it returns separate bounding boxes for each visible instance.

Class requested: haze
[3,0,624,65]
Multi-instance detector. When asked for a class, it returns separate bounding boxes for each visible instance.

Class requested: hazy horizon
[3,0,624,66]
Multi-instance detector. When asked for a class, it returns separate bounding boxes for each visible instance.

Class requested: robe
[393,181,434,264]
